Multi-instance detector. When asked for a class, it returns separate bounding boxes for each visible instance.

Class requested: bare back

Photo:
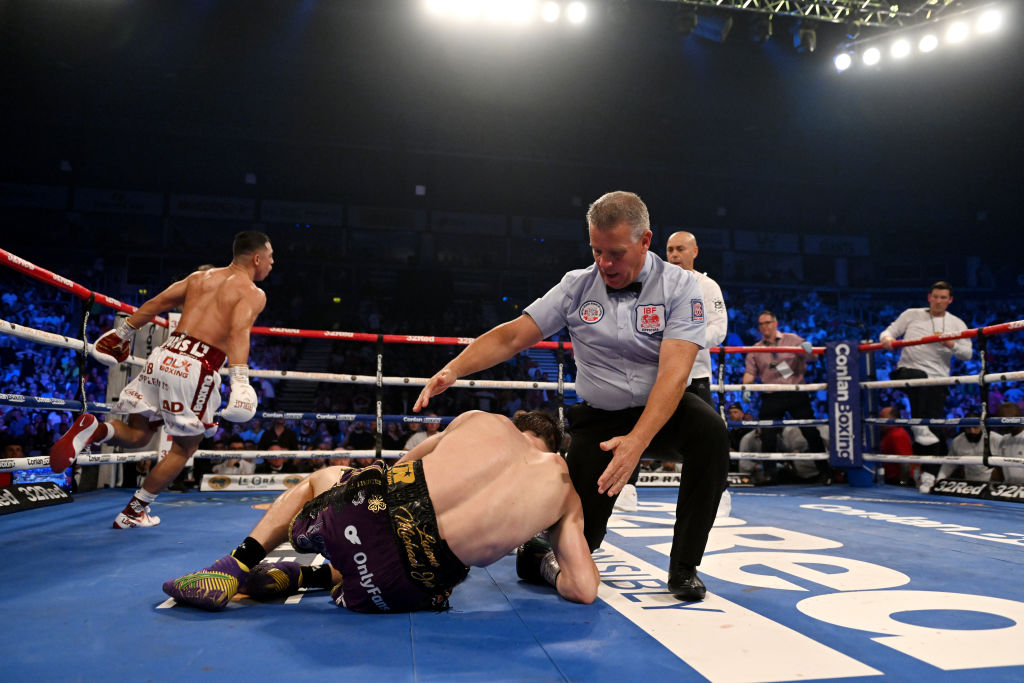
[420,412,574,566]
[175,267,266,364]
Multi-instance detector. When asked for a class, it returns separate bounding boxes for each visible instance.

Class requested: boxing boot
[50,413,107,472]
[163,555,250,611]
[113,506,161,529]
[613,484,638,512]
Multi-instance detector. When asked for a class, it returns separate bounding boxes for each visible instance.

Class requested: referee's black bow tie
[606,282,643,295]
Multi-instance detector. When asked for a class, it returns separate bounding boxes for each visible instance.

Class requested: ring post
[375,334,383,459]
[978,330,991,468]
[827,341,871,486]
[716,346,727,421]
[76,293,96,417]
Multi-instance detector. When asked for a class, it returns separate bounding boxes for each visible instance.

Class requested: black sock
[230,537,267,570]
[300,564,334,589]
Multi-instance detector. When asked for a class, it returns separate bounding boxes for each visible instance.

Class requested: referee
[414,191,729,601]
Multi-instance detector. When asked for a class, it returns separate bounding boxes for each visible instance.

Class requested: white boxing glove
[800,341,814,355]
[221,365,258,422]
[91,319,138,366]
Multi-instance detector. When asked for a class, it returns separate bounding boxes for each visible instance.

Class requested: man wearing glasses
[741,311,828,484]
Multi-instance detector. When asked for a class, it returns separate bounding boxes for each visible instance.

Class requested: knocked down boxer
[50,231,273,528]
[163,410,600,613]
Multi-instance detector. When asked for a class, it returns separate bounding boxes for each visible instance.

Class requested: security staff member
[665,230,728,407]
[414,191,730,602]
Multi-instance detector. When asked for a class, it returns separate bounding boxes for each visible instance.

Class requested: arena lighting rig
[832,3,1008,72]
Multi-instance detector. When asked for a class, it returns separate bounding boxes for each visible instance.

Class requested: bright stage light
[566,1,586,24]
[424,0,451,15]
[977,8,1004,34]
[890,38,911,59]
[946,20,969,43]
[919,33,939,52]
[488,0,534,24]
[834,53,852,72]
[862,46,881,66]
[541,1,560,22]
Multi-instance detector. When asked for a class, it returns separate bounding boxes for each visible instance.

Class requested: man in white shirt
[880,281,972,492]
[665,231,727,408]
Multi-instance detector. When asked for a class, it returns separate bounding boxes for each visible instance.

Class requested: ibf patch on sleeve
[691,298,705,322]
[635,304,666,334]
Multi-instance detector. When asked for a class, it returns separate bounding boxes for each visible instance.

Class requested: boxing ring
[3,248,1024,682]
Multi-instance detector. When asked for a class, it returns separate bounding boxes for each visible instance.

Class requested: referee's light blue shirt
[524,252,706,411]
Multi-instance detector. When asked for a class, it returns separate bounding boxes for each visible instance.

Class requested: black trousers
[759,392,828,477]
[892,367,949,471]
[566,393,730,567]
[688,377,713,408]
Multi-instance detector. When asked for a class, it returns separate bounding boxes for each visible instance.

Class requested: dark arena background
[2,1,1024,681]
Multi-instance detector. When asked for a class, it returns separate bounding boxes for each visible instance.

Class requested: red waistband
[164,332,227,371]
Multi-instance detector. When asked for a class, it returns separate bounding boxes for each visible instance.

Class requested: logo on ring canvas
[579,301,604,324]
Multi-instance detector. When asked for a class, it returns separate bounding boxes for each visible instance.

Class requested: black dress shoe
[667,563,706,601]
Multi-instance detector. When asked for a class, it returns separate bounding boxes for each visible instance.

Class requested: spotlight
[890,38,911,59]
[541,1,560,22]
[833,53,852,72]
[792,21,816,53]
[694,14,733,43]
[749,15,772,43]
[862,46,881,66]
[566,1,586,24]
[918,33,939,52]
[424,0,450,16]
[675,6,698,36]
[946,20,969,43]
[977,8,1003,34]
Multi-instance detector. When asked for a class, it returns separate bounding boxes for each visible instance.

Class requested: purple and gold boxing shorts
[288,460,469,613]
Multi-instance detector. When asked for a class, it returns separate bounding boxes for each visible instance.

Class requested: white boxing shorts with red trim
[116,333,228,437]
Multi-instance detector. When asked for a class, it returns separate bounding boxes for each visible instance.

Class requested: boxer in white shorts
[117,332,227,438]
[51,231,274,529]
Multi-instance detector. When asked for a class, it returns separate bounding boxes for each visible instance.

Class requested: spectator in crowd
[725,402,751,454]
[877,405,915,486]
[737,425,814,484]
[213,436,257,475]
[257,418,298,452]
[342,420,376,467]
[382,422,406,451]
[296,420,320,451]
[327,448,353,469]
[741,310,829,483]
[991,403,1024,484]
[1,440,24,486]
[880,281,972,492]
[239,418,264,444]
[403,413,439,450]
[937,412,999,483]
[255,444,302,475]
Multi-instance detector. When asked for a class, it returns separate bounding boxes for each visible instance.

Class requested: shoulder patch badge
[691,299,705,323]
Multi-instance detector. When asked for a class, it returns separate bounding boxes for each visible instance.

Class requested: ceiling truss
[660,0,968,28]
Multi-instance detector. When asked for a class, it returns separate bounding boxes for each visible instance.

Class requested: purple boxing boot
[162,555,250,611]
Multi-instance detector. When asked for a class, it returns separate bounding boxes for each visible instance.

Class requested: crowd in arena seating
[3,265,1024,488]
